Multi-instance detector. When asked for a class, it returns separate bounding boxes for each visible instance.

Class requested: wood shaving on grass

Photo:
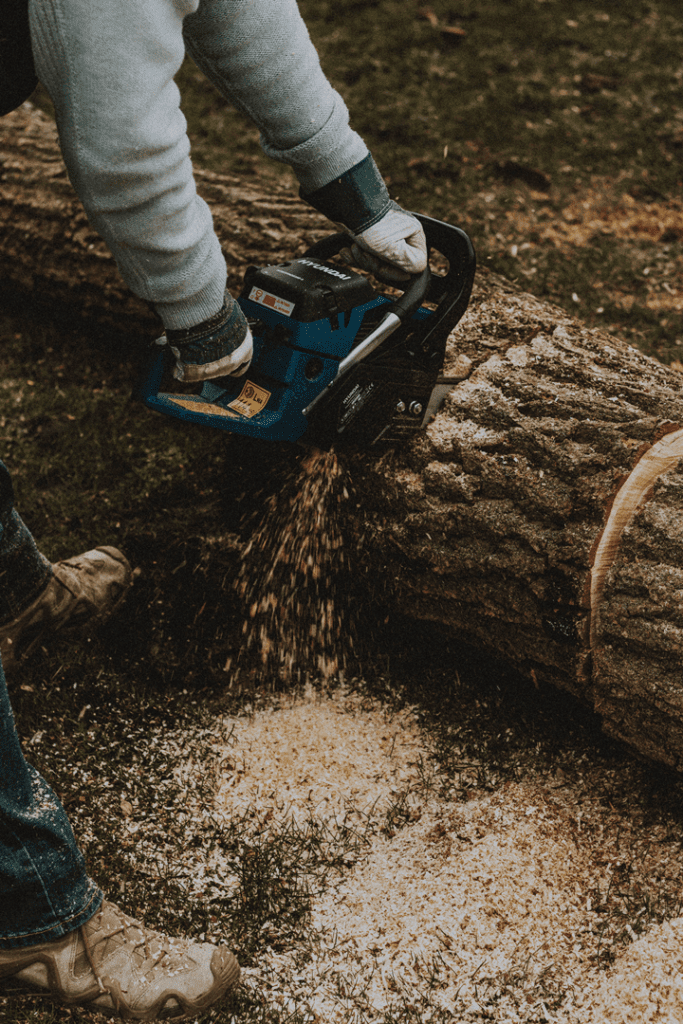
[17,684,683,1023]
[188,685,683,1023]
[213,684,427,825]
[584,918,683,1023]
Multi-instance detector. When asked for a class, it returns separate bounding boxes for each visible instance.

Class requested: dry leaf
[417,6,439,27]
[417,7,467,37]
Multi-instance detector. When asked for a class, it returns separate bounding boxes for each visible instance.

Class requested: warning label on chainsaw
[339,382,377,430]
[248,287,295,317]
[165,396,239,419]
[227,380,271,419]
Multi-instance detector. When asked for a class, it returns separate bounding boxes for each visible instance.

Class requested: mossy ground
[4,0,683,1020]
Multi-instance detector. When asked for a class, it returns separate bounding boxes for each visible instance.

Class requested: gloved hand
[164,290,253,383]
[340,202,427,284]
[301,154,428,283]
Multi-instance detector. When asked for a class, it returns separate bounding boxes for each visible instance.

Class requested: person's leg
[0,653,240,1016]
[0,461,52,625]
[0,654,101,948]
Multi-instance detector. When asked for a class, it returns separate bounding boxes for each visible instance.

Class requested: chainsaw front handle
[301,231,353,261]
[303,214,475,338]
[389,265,432,321]
[302,232,431,323]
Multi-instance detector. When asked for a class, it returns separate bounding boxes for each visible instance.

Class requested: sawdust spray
[226,449,354,684]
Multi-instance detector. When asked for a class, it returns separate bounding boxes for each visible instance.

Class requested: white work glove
[341,205,428,284]
[300,155,428,284]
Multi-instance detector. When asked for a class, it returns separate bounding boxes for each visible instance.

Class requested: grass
[5,0,683,1020]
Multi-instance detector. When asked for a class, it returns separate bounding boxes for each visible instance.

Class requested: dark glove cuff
[300,153,392,234]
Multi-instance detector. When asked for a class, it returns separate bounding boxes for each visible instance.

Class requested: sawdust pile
[207,686,683,1023]
[296,782,606,1021]
[214,685,425,824]
[534,187,683,252]
[493,175,683,255]
[493,176,683,317]
[229,450,353,684]
[584,918,683,1023]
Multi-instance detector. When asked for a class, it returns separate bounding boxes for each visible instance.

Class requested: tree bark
[360,277,683,769]
[4,105,683,770]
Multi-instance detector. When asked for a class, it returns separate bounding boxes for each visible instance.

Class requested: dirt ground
[3,1,683,1021]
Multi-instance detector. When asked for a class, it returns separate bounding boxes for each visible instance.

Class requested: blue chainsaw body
[138,292,405,443]
[136,214,476,449]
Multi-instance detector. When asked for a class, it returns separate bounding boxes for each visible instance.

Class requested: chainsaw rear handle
[302,231,431,323]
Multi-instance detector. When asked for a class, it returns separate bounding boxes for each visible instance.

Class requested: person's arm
[183,0,426,278]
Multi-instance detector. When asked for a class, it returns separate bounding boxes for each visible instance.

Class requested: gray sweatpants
[29,0,368,329]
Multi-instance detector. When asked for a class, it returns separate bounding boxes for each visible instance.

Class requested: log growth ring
[589,427,683,649]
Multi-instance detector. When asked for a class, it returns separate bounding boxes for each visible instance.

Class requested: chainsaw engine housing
[136,214,476,449]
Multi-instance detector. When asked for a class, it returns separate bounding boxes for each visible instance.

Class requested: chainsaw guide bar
[136,213,476,449]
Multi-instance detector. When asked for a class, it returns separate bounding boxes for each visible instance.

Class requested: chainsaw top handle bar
[302,214,476,330]
[302,230,431,323]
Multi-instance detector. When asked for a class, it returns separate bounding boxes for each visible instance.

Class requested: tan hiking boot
[0,899,240,1020]
[0,547,133,671]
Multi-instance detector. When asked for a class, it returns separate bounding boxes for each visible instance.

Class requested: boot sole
[0,951,240,1020]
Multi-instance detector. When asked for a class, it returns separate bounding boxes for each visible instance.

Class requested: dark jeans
[0,462,102,948]
[0,461,52,625]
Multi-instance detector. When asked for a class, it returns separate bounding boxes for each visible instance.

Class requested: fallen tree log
[358,283,683,769]
[4,105,683,770]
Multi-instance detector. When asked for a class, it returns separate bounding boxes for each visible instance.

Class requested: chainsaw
[136,213,475,450]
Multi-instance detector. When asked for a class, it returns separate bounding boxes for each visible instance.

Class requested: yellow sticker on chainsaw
[227,380,271,419]
[165,396,239,419]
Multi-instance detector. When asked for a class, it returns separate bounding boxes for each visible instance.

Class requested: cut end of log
[589,425,683,649]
